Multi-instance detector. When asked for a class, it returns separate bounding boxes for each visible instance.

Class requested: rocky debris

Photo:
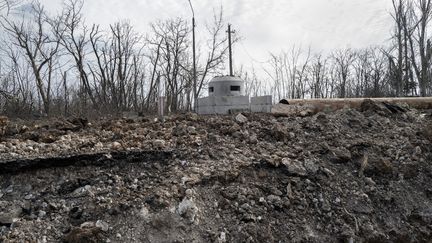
[0,103,431,242]
[359,99,391,114]
[359,99,407,116]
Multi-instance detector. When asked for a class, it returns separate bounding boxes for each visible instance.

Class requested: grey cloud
[37,0,394,65]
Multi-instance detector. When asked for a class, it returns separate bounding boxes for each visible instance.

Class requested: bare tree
[390,0,411,96]
[407,0,432,96]
[144,38,163,112]
[88,21,145,112]
[0,0,21,15]
[332,49,356,98]
[308,54,328,98]
[1,1,60,114]
[196,8,232,98]
[53,0,97,112]
[148,18,191,112]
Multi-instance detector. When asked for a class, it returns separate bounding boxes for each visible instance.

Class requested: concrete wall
[251,96,273,113]
[197,96,250,115]
[197,95,273,115]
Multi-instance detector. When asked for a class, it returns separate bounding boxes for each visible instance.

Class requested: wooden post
[158,96,165,123]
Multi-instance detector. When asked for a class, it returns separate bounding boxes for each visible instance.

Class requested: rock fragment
[282,158,307,176]
[329,147,352,164]
[235,113,248,124]
[64,227,103,243]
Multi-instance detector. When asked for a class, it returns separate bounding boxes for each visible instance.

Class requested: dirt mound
[0,106,431,242]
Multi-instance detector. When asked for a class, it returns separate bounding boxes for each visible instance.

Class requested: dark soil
[0,102,431,242]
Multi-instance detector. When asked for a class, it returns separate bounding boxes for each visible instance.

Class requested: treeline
[246,0,432,102]
[0,0,229,117]
[0,0,431,117]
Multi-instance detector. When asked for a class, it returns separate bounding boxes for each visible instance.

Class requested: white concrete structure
[197,76,273,115]
[251,96,273,113]
[208,76,246,97]
[197,96,250,114]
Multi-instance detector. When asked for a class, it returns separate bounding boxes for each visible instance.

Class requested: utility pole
[158,71,165,123]
[188,0,197,111]
[227,24,235,76]
[192,17,197,111]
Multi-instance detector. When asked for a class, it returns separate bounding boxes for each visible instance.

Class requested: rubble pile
[0,101,431,242]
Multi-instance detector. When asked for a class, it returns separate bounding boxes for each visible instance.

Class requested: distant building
[208,76,246,97]
[197,76,272,115]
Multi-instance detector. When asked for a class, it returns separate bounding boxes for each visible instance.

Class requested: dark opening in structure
[209,87,214,93]
[230,86,241,91]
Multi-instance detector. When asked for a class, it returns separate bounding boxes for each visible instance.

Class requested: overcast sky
[39,0,394,70]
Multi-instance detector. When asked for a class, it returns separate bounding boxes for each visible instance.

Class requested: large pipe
[277,97,432,111]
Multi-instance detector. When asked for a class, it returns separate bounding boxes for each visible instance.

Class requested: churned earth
[0,101,431,242]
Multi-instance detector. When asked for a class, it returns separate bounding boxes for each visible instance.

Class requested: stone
[0,214,15,226]
[218,232,227,243]
[21,201,31,214]
[267,195,282,208]
[348,200,373,214]
[64,227,103,243]
[282,158,307,176]
[0,208,22,226]
[152,139,166,149]
[177,198,198,223]
[94,142,104,149]
[235,113,248,124]
[365,177,376,186]
[111,142,122,150]
[248,134,258,144]
[322,202,331,212]
[270,188,283,196]
[304,159,319,174]
[322,167,335,177]
[267,195,282,203]
[364,157,394,175]
[187,126,197,134]
[139,207,151,223]
[96,220,109,232]
[6,186,13,193]
[38,210,47,218]
[409,208,432,224]
[329,148,352,164]
[286,183,294,199]
[414,146,422,155]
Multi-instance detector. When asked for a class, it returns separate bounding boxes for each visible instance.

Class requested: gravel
[0,101,431,242]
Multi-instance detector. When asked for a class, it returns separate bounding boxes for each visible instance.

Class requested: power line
[238,39,269,65]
